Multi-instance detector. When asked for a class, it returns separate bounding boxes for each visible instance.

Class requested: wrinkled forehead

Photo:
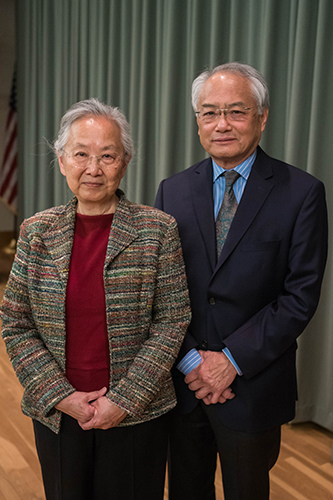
[67,115,123,149]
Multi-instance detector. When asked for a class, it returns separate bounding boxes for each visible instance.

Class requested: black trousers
[168,403,281,500]
[33,412,169,500]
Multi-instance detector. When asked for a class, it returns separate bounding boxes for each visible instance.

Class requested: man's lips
[212,137,236,143]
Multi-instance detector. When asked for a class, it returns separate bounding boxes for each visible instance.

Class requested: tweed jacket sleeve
[101,195,192,421]
[1,208,77,422]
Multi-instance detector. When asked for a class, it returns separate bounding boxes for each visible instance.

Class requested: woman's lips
[82,182,103,187]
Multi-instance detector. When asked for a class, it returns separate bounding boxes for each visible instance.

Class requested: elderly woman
[1,98,191,500]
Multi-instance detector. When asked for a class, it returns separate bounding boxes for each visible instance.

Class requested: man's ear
[197,115,201,136]
[260,108,269,133]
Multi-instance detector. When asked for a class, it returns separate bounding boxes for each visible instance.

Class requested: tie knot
[224,170,240,188]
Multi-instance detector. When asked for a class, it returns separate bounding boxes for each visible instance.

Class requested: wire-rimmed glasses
[62,150,124,169]
[195,105,253,124]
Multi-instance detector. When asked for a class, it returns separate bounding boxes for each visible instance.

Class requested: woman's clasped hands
[55,387,128,430]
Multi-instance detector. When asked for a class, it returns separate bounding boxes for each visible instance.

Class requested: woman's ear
[57,152,66,176]
[120,154,131,179]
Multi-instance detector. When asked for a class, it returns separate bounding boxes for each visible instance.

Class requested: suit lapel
[188,158,216,269]
[214,148,274,274]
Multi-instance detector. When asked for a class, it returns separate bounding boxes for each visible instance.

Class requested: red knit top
[65,212,113,392]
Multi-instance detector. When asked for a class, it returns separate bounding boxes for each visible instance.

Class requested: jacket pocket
[240,240,281,252]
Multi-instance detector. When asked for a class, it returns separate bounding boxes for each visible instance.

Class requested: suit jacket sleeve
[155,180,199,360]
[223,179,328,379]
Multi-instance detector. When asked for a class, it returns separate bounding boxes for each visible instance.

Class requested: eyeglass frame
[195,105,253,123]
[61,149,125,169]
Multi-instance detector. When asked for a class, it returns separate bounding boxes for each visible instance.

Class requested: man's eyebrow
[201,103,217,108]
[200,101,247,108]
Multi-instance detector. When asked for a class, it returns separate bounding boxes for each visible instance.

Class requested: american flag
[0,70,18,214]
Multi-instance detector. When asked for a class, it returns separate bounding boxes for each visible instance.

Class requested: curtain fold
[16,0,333,431]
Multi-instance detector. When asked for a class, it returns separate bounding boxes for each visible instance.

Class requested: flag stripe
[0,68,18,214]
[0,153,17,196]
[2,126,17,174]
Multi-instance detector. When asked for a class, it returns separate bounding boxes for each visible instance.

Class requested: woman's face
[58,115,130,214]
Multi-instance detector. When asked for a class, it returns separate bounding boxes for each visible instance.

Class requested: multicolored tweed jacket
[1,191,191,434]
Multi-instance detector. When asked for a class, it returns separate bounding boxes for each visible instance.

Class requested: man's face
[196,72,269,169]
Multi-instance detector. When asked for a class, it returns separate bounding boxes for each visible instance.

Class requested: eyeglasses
[62,150,124,169]
[195,106,253,124]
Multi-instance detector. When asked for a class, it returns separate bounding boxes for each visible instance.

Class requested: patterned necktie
[216,170,240,258]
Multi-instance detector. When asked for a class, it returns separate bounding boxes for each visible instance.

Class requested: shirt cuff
[223,347,243,376]
[177,348,202,375]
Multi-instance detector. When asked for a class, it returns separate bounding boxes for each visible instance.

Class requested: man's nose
[215,111,231,129]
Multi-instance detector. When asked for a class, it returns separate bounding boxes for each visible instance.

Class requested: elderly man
[155,62,328,500]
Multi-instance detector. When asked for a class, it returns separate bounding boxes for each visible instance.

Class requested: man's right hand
[203,386,235,405]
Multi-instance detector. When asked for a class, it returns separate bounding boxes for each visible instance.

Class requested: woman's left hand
[78,396,127,430]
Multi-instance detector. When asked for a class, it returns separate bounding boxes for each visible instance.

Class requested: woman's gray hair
[191,62,270,115]
[54,98,134,158]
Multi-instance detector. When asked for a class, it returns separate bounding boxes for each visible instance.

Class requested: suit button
[209,297,216,305]
[200,340,208,350]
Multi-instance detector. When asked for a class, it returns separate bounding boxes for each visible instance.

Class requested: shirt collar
[212,149,257,183]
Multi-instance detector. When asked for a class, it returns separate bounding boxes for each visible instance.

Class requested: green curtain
[16,0,333,431]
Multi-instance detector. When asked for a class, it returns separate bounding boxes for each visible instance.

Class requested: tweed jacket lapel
[104,191,138,268]
[41,198,76,288]
[41,192,137,284]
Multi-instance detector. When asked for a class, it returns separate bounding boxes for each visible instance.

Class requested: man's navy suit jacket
[155,147,328,433]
